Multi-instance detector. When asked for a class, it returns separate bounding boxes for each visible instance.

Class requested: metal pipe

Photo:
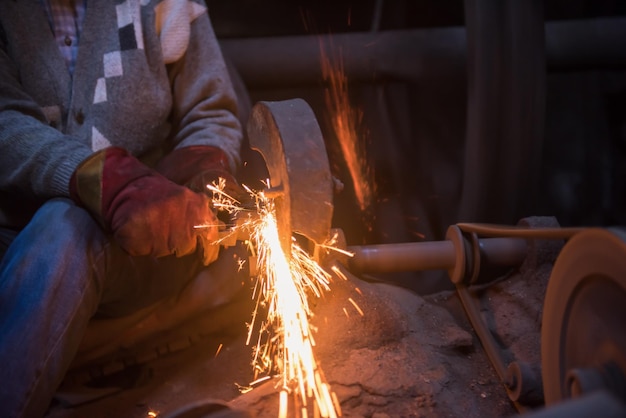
[347,240,456,273]
[546,18,626,71]
[220,18,626,88]
[460,0,546,224]
[221,26,466,87]
[479,237,528,266]
[347,237,526,274]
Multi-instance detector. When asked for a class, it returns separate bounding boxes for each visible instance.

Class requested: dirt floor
[46,218,562,418]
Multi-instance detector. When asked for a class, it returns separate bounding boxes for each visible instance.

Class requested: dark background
[207,0,626,291]
[208,0,626,37]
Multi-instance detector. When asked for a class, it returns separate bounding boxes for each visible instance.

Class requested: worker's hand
[155,145,250,263]
[155,146,252,261]
[155,145,252,215]
[70,147,220,264]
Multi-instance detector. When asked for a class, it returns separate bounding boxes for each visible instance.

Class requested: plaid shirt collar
[40,0,87,76]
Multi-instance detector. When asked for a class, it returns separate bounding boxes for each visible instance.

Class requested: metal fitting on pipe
[345,226,527,285]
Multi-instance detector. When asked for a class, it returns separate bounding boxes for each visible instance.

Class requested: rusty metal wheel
[246,98,334,255]
[541,228,626,406]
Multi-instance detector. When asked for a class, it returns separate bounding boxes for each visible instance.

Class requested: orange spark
[347,297,364,317]
[215,343,223,358]
[198,180,345,417]
[246,193,340,417]
[320,39,374,211]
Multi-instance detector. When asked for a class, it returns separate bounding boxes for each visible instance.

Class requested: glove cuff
[155,145,231,187]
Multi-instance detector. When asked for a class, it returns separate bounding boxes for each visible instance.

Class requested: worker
[0,1,248,416]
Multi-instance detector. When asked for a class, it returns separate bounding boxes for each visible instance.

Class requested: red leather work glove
[155,146,252,259]
[155,145,249,204]
[70,147,220,264]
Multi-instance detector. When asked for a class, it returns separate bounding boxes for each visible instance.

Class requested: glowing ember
[320,40,374,212]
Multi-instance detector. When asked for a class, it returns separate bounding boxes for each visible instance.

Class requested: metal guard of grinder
[246,98,334,257]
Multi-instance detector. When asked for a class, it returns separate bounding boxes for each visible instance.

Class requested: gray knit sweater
[0,0,242,228]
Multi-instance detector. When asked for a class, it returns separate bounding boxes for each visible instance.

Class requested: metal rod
[458,223,585,239]
[220,18,626,88]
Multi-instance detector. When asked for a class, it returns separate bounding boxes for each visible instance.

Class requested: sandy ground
[46,219,562,418]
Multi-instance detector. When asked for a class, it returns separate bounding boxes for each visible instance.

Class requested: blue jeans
[0,198,203,417]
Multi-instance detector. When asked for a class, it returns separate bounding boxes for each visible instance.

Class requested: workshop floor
[46,230,559,418]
